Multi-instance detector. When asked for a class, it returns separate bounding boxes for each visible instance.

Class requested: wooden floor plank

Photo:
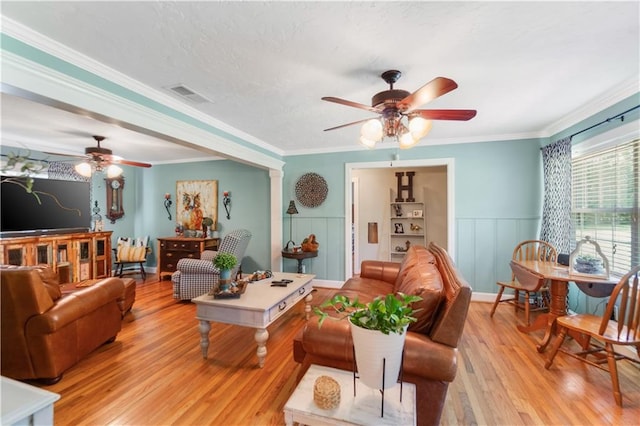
[25,275,640,425]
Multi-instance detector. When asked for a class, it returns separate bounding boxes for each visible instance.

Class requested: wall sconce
[164,193,173,220]
[285,200,299,250]
[223,191,231,219]
[368,222,379,244]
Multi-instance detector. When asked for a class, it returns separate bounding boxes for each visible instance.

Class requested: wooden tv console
[0,231,113,282]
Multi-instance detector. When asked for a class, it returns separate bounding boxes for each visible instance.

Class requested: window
[572,138,639,275]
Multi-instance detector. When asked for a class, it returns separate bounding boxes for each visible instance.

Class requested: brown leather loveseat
[1,266,124,383]
[294,242,472,425]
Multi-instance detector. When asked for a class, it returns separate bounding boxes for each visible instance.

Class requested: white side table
[284,364,416,426]
[1,376,60,426]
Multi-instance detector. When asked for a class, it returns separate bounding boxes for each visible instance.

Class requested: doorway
[345,158,455,278]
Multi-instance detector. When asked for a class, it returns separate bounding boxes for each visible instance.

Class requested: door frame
[345,158,455,279]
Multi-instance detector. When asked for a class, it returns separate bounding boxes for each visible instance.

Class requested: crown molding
[1,49,284,171]
[543,75,640,138]
[1,16,286,158]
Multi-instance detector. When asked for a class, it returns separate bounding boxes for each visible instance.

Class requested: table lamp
[285,200,299,250]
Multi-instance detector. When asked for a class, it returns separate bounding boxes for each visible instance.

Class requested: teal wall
[284,137,544,292]
[114,160,271,273]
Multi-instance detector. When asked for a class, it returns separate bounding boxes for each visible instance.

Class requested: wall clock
[105,177,124,223]
[295,173,328,208]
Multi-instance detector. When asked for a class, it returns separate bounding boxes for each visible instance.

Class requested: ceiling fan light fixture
[75,162,93,177]
[409,116,433,140]
[107,164,124,178]
[360,118,383,142]
[359,136,377,149]
[398,127,419,150]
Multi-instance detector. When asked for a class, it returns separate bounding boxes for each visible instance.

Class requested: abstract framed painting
[176,180,218,232]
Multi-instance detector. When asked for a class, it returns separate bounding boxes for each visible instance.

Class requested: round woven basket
[313,375,340,409]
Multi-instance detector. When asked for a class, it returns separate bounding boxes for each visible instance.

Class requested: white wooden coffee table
[284,364,416,426]
[192,272,314,368]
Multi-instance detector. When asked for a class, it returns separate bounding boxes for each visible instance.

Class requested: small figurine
[410,223,422,232]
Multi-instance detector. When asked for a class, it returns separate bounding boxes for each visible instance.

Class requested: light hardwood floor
[36,275,639,425]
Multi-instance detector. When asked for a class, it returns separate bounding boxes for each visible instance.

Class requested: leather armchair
[171,229,252,300]
[1,266,124,383]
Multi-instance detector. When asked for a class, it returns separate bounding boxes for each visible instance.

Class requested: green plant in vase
[314,292,422,390]
[315,292,422,335]
[213,252,237,282]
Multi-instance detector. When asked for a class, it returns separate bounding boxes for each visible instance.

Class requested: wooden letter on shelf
[395,171,415,202]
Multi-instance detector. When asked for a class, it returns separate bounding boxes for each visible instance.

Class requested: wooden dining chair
[545,265,640,407]
[490,239,557,325]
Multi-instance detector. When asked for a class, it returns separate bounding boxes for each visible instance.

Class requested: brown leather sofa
[293,242,472,425]
[1,265,124,383]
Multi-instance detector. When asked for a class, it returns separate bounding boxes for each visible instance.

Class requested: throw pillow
[33,265,62,301]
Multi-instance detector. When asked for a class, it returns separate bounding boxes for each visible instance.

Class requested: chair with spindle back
[490,239,558,326]
[545,265,640,406]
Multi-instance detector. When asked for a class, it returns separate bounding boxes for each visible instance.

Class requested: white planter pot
[349,321,407,390]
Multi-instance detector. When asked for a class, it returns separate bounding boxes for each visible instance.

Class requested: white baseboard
[472,292,501,303]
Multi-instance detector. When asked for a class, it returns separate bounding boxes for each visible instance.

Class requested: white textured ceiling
[1,1,639,163]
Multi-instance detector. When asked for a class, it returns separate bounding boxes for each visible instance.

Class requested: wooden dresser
[157,237,219,280]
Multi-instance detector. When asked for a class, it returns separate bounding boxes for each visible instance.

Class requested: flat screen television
[1,176,91,237]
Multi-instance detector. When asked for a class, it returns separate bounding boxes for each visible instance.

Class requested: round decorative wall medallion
[295,173,328,208]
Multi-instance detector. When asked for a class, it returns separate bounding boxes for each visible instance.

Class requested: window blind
[571,138,639,275]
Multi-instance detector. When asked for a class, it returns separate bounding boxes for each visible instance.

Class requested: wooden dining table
[511,260,618,353]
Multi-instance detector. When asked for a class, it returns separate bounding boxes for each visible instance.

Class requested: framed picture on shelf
[412,209,423,218]
[394,223,404,234]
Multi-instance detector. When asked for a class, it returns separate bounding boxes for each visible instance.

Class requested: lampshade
[360,118,383,142]
[356,113,435,150]
[398,127,419,150]
[74,161,124,178]
[359,136,377,149]
[106,164,124,178]
[74,162,93,177]
[286,200,299,215]
[409,116,433,140]
[367,222,379,244]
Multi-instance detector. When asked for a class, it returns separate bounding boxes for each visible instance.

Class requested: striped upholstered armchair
[171,229,252,300]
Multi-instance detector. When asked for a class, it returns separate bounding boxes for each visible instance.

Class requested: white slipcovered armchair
[171,229,252,300]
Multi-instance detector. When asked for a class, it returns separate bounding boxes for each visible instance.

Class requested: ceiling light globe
[360,119,383,141]
[409,117,433,140]
[359,136,377,149]
[107,164,123,178]
[398,131,419,150]
[74,162,93,177]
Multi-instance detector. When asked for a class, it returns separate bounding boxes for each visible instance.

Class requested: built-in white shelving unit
[389,201,426,261]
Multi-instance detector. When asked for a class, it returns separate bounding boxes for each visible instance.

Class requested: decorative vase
[349,321,407,390]
[220,269,232,281]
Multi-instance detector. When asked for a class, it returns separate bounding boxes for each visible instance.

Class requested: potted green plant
[314,292,422,390]
[213,252,237,281]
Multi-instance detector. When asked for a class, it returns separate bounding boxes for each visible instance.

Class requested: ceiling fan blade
[111,158,152,168]
[324,118,376,132]
[397,77,459,112]
[42,150,86,159]
[410,109,477,121]
[322,97,379,113]
[98,153,151,168]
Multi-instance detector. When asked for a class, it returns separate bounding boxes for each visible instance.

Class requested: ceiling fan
[322,70,477,149]
[71,135,151,178]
